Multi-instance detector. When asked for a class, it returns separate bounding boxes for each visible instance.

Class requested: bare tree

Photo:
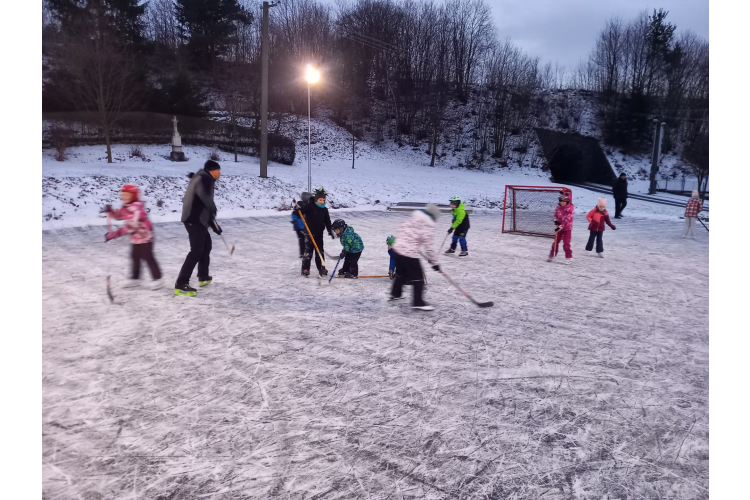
[52,1,138,163]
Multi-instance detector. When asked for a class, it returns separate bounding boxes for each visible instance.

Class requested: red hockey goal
[502,185,573,238]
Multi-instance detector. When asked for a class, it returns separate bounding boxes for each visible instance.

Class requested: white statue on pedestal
[170,116,185,161]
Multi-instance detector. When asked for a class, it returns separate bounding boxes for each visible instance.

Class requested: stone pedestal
[170,116,187,161]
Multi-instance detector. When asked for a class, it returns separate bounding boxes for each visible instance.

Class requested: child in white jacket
[390,203,442,311]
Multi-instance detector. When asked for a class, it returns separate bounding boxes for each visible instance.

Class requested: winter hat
[422,203,441,221]
[597,198,607,209]
[692,190,700,198]
[386,235,395,246]
[121,184,139,200]
[204,160,221,172]
[313,187,328,200]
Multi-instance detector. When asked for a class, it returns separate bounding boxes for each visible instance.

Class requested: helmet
[300,192,312,202]
[558,193,570,203]
[386,235,395,246]
[121,184,139,200]
[331,219,347,236]
[449,195,461,202]
[313,187,327,200]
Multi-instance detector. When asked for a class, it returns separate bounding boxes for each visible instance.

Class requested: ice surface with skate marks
[43,211,708,499]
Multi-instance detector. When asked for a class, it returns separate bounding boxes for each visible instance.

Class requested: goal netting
[502,185,573,238]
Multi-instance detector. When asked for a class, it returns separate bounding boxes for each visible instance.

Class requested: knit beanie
[692,190,700,198]
[597,198,607,209]
[204,160,221,172]
[422,203,441,221]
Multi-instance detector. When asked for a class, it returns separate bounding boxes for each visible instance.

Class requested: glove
[211,220,223,235]
[555,226,562,232]
[432,264,440,272]
[339,251,346,259]
[389,269,395,279]
[447,227,454,234]
[103,204,113,213]
[611,226,616,230]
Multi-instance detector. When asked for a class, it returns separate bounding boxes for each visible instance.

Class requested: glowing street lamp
[305,64,320,193]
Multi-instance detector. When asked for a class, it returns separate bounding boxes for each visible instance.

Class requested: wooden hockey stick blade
[106,275,114,303]
[335,275,390,278]
[231,245,236,255]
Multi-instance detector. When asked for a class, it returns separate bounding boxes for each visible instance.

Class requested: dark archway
[549,144,585,183]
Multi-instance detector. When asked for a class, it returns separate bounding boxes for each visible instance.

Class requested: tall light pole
[305,64,320,193]
[260,1,278,178]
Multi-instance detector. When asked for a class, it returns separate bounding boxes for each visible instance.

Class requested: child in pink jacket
[585,198,616,257]
[105,184,163,289]
[548,193,575,264]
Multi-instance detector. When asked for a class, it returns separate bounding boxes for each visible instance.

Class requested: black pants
[585,230,604,253]
[340,251,362,276]
[614,197,627,217]
[302,234,325,273]
[391,254,426,306]
[175,222,212,287]
[296,229,306,257]
[132,242,162,280]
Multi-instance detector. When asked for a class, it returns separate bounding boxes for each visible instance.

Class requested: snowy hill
[42,91,696,229]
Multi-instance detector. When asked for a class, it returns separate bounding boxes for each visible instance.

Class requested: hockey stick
[293,200,328,283]
[553,227,560,257]
[697,209,709,232]
[336,275,389,278]
[438,232,451,253]
[420,252,493,308]
[213,220,235,255]
[328,254,343,283]
[106,212,114,304]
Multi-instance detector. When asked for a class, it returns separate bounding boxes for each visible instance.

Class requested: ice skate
[547,256,555,262]
[565,258,573,265]
[411,304,435,311]
[321,267,329,276]
[344,274,358,279]
[388,294,406,301]
[301,269,310,277]
[444,248,455,254]
[174,284,197,297]
[122,279,140,288]
[597,252,604,258]
[150,278,165,290]
[198,276,212,287]
[459,250,468,257]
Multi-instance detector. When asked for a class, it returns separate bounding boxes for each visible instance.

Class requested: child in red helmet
[104,184,163,289]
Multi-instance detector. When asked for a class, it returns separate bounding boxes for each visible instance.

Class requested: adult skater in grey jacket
[174,160,221,296]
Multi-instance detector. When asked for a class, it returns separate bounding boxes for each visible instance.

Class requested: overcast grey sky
[488,0,709,69]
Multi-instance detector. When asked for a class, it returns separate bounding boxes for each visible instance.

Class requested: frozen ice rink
[43,210,708,499]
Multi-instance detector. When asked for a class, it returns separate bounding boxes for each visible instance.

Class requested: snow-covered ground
[42,132,696,230]
[42,211,708,499]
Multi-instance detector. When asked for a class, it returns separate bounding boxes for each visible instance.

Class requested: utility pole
[351,121,355,169]
[260,1,277,178]
[648,119,665,195]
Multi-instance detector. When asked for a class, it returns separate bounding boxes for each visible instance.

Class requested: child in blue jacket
[291,192,312,257]
[387,235,397,279]
[332,218,364,278]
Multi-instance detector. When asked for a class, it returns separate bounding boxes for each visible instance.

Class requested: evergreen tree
[175,0,251,70]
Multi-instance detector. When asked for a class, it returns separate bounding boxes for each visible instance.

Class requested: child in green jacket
[445,196,470,257]
[332,218,364,278]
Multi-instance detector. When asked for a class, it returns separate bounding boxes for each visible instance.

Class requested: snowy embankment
[42,116,692,230]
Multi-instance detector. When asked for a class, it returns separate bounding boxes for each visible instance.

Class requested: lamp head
[305,64,320,83]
